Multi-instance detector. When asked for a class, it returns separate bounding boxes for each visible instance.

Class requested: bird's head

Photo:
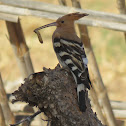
[34,12,88,43]
[34,12,88,31]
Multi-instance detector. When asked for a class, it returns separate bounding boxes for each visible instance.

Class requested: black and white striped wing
[53,37,91,89]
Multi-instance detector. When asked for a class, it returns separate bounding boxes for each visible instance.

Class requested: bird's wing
[54,37,87,73]
[53,37,91,89]
[61,38,87,71]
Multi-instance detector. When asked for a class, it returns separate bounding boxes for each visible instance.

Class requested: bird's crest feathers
[57,12,88,21]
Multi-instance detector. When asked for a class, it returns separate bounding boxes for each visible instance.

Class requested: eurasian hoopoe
[34,12,91,112]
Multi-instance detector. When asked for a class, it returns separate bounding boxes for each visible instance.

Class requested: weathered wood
[116,0,126,42]
[58,0,66,5]
[77,18,126,32]
[89,88,107,125]
[6,20,28,78]
[0,5,126,32]
[116,0,126,14]
[0,104,6,126]
[1,0,126,23]
[24,51,34,75]
[0,12,18,22]
[109,101,126,110]
[70,1,117,126]
[11,66,104,126]
[6,20,34,77]
[0,73,15,125]
[113,110,126,120]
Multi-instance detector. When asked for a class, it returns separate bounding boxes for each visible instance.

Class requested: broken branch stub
[12,65,104,126]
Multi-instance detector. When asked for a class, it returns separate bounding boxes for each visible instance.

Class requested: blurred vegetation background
[0,0,126,103]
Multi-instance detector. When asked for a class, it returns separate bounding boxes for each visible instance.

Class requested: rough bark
[12,65,104,126]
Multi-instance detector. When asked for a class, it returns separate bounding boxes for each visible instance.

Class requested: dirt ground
[0,0,126,125]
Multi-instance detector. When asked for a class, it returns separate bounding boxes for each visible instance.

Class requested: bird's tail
[77,84,87,112]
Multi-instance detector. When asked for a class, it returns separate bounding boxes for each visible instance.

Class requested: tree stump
[12,65,104,126]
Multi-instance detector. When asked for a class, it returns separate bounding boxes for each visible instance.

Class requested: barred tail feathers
[77,84,87,112]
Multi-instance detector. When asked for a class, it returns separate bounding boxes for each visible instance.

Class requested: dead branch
[0,104,6,126]
[0,73,15,125]
[6,20,34,78]
[1,4,126,32]
[1,0,126,24]
[116,0,126,42]
[10,111,41,126]
[0,12,18,22]
[11,65,104,126]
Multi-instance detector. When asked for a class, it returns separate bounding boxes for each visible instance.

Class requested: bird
[34,12,91,112]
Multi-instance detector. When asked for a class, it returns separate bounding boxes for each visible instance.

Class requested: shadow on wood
[12,65,104,126]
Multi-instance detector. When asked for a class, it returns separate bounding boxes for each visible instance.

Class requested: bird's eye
[61,21,64,23]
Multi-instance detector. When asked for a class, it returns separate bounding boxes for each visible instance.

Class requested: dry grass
[0,0,126,108]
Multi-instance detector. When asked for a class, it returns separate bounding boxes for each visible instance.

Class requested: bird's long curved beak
[34,22,57,33]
